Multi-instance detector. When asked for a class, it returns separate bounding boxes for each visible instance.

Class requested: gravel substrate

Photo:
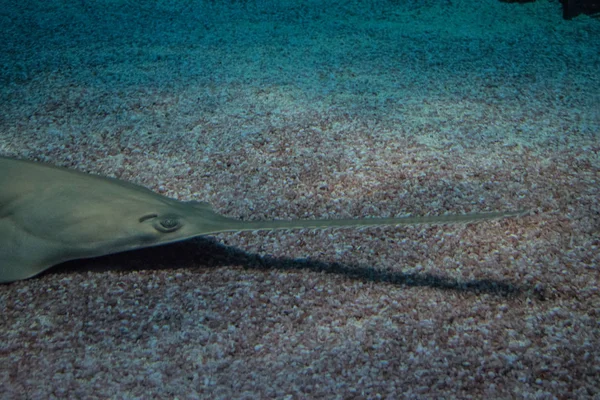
[1,0,599,398]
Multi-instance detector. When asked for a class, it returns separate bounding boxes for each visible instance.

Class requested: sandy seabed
[1,0,599,398]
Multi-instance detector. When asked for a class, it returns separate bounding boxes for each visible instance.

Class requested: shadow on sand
[50,236,529,298]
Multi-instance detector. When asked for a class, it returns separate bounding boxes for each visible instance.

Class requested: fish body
[0,156,525,283]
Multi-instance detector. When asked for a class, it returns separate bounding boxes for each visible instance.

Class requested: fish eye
[153,215,182,233]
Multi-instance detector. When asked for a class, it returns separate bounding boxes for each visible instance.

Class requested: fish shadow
[52,237,528,298]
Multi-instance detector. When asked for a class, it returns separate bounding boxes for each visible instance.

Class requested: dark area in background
[561,0,600,18]
[500,0,600,19]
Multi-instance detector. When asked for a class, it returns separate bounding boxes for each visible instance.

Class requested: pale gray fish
[0,156,526,283]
